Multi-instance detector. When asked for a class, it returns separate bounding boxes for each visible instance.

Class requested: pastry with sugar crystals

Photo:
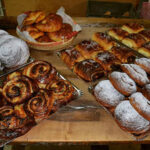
[94,80,124,108]
[114,100,150,134]
[135,58,150,74]
[130,92,150,121]
[121,64,149,86]
[109,72,137,96]
[0,30,8,36]
[0,34,16,45]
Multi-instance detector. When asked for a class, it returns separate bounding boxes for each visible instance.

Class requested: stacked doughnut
[108,23,150,57]
[0,60,75,139]
[20,10,74,43]
[94,57,150,135]
[61,32,136,82]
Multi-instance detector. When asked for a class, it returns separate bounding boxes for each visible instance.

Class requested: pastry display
[121,64,149,86]
[92,32,116,50]
[121,23,144,34]
[73,59,104,81]
[108,28,129,41]
[138,43,150,58]
[139,30,150,42]
[142,84,150,100]
[94,80,124,108]
[130,92,150,121]
[114,100,150,134]
[109,72,137,96]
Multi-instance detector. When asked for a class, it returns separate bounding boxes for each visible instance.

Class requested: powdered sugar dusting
[110,72,137,96]
[94,80,125,107]
[0,30,8,36]
[115,100,150,133]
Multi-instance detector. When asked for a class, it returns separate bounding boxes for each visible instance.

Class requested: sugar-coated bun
[0,34,15,45]
[135,58,150,74]
[94,80,124,108]
[109,72,137,96]
[0,38,30,68]
[130,92,150,121]
[121,64,149,86]
[0,30,8,36]
[114,100,150,134]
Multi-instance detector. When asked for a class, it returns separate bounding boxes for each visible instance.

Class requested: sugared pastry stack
[93,57,150,135]
[0,29,30,70]
[21,11,74,42]
[0,60,76,139]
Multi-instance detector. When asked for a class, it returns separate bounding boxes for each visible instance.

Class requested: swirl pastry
[35,13,63,32]
[60,47,84,69]
[94,51,121,72]
[108,28,129,41]
[75,40,103,59]
[94,80,124,108]
[139,30,150,42]
[122,34,146,49]
[138,43,150,57]
[2,76,38,104]
[114,100,150,134]
[121,64,149,86]
[23,11,46,25]
[46,79,75,112]
[92,32,116,50]
[22,60,57,88]
[25,89,54,122]
[121,23,144,34]
[6,71,22,81]
[111,46,135,63]
[73,59,104,81]
[135,58,150,74]
[109,72,137,96]
[48,23,73,41]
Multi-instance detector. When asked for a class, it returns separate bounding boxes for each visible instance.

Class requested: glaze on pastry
[138,43,150,57]
[139,30,150,42]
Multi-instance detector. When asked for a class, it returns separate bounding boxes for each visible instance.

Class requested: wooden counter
[2,17,150,144]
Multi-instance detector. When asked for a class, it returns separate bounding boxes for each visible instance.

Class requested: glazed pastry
[22,60,57,88]
[6,71,22,81]
[114,100,150,134]
[94,51,121,72]
[23,10,46,25]
[46,79,75,112]
[138,43,150,57]
[121,64,149,86]
[25,89,54,122]
[35,13,63,32]
[135,58,150,74]
[122,34,146,49]
[0,38,30,68]
[75,40,103,59]
[48,23,73,41]
[139,30,150,42]
[130,92,150,121]
[111,46,135,63]
[142,84,150,100]
[73,59,104,81]
[108,28,129,41]
[92,32,116,50]
[94,80,124,108]
[2,76,38,104]
[121,23,144,33]
[60,47,85,69]
[109,72,137,96]
[36,34,54,43]
[0,88,7,107]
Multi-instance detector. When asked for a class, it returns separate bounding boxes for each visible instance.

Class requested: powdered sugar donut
[0,30,8,36]
[0,38,29,68]
[94,80,125,108]
[135,58,150,74]
[121,64,149,86]
[109,71,137,96]
[114,100,150,134]
[130,92,150,121]
[0,34,16,45]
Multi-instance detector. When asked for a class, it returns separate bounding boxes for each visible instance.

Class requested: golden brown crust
[6,71,22,81]
[92,32,116,50]
[138,43,150,57]
[61,47,85,69]
[139,30,150,42]
[36,34,54,43]
[142,84,150,100]
[73,59,104,81]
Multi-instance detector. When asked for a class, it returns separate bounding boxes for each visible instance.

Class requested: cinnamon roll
[22,60,57,88]
[6,71,21,81]
[46,79,75,112]
[2,76,38,104]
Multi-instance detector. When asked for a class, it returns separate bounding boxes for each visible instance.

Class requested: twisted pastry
[22,60,57,88]
[2,76,38,104]
[46,79,75,112]
[25,89,54,122]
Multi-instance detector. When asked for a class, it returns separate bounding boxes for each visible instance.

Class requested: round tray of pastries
[16,10,80,50]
